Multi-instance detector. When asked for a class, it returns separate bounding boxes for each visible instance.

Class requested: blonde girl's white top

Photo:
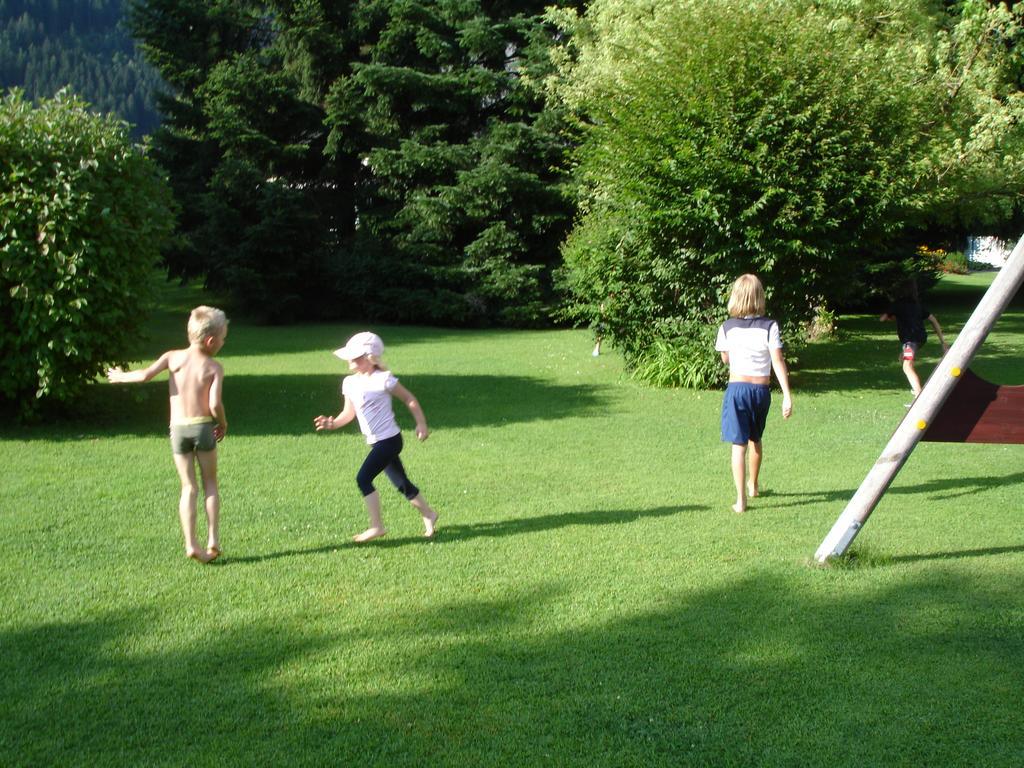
[715,316,782,378]
[341,369,401,444]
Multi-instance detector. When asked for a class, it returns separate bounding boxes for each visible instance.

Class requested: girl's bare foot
[206,545,222,562]
[747,483,759,498]
[186,548,213,564]
[422,509,438,538]
[732,502,746,514]
[353,527,387,543]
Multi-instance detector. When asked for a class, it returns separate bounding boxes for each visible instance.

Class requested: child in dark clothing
[880,283,950,401]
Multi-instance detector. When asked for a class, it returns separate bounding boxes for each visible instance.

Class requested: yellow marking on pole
[917,419,927,430]
[951,366,962,377]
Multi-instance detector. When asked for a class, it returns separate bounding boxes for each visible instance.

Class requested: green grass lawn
[2,273,1023,766]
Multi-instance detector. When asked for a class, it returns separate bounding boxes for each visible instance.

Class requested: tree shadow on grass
[888,544,1024,564]
[931,274,1024,311]
[3,570,1022,765]
[2,372,611,441]
[741,488,858,509]
[126,276,479,359]
[217,322,540,359]
[793,329,1024,394]
[129,300,562,361]
[226,504,698,564]
[795,303,1024,394]
[435,503,701,543]
[793,313,894,394]
[762,469,1024,510]
[887,469,1024,501]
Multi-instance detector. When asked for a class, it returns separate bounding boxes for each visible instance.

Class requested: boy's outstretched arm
[107,352,171,384]
[927,314,950,352]
[391,382,429,441]
[769,348,793,419]
[314,396,355,432]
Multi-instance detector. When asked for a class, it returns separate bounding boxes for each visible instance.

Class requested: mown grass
[1,273,1022,766]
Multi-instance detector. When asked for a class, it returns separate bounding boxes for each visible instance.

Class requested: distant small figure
[880,280,950,403]
[107,306,229,563]
[715,275,793,513]
[592,301,607,357]
[314,332,438,542]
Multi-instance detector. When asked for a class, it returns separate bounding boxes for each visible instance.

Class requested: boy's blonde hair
[727,274,766,318]
[187,306,228,344]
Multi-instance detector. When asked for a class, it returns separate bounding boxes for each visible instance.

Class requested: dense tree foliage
[0,0,163,136]
[552,0,1024,386]
[0,89,174,416]
[130,0,583,325]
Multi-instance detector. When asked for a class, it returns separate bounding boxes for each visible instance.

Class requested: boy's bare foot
[732,502,746,514]
[353,527,387,543]
[186,548,213,564]
[207,545,221,562]
[422,510,438,538]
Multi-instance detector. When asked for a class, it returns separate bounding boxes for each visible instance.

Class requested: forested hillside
[0,0,162,136]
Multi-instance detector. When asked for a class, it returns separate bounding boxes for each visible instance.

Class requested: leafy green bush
[806,305,839,342]
[0,88,174,416]
[553,0,1024,387]
[630,328,727,389]
[927,247,970,275]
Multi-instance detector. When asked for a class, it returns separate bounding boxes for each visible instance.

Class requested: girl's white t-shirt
[715,316,782,378]
[342,370,401,444]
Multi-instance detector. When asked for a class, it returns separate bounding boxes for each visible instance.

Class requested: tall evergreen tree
[0,89,174,415]
[0,0,163,136]
[130,0,583,324]
[324,0,582,325]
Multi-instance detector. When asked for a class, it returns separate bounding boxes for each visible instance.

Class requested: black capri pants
[356,433,419,499]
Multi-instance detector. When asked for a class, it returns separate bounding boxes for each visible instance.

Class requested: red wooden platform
[923,368,1024,444]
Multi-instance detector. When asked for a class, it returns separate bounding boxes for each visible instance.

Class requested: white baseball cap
[333,331,384,361]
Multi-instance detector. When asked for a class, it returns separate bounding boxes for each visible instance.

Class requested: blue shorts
[721,383,771,445]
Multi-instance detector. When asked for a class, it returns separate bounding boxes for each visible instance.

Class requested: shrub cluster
[555,0,1024,387]
[0,88,174,416]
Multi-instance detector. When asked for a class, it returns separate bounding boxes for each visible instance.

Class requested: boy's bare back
[107,333,226,435]
[167,346,224,423]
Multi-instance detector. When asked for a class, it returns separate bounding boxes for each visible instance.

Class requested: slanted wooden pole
[815,233,1024,563]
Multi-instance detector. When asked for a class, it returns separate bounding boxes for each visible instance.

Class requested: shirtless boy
[108,306,228,563]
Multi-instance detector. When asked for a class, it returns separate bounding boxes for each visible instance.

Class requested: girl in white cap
[314,331,438,541]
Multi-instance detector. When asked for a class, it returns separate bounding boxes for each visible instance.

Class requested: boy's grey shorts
[170,422,217,454]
